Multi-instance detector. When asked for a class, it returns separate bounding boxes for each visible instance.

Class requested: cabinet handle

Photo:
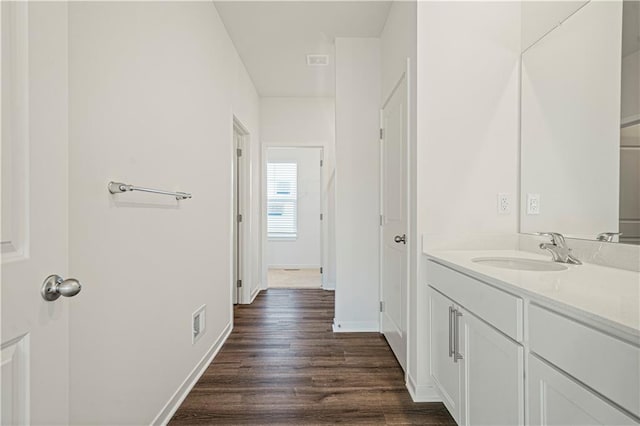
[448,306,454,357]
[454,309,463,363]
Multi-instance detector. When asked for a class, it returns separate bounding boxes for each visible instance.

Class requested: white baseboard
[332,319,379,333]
[250,286,261,303]
[268,264,321,270]
[406,374,441,402]
[151,322,233,425]
[323,282,335,290]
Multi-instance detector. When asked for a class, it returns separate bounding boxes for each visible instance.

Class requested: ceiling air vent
[306,54,329,66]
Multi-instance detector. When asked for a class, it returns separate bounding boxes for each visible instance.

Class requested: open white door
[380,70,408,371]
[1,3,74,423]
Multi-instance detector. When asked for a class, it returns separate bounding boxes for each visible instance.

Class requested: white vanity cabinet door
[528,355,638,426]
[459,309,524,426]
[529,304,640,417]
[429,287,461,423]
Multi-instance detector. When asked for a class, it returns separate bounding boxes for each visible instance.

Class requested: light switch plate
[527,193,540,215]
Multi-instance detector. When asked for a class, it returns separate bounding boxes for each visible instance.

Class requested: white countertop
[424,249,640,344]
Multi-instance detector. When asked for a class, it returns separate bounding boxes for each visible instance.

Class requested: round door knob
[41,275,82,302]
[394,234,407,244]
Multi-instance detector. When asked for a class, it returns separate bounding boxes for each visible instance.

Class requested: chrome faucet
[596,232,622,242]
[537,232,582,265]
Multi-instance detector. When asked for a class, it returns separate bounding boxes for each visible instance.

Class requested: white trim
[151,322,233,426]
[249,286,261,304]
[406,374,441,403]
[378,104,385,333]
[323,281,336,291]
[268,264,321,270]
[268,236,298,242]
[332,320,379,333]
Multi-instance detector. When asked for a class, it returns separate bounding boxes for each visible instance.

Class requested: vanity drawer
[529,304,640,418]
[426,260,523,341]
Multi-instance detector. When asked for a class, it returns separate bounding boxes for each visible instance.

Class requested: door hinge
[237,279,242,288]
[320,159,324,167]
[379,301,385,312]
[320,213,323,221]
[320,267,323,274]
[236,148,242,157]
[379,128,384,140]
[380,214,383,226]
[237,214,243,223]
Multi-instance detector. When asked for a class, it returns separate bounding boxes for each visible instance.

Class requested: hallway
[170,289,455,425]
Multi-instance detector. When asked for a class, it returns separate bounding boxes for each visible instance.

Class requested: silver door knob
[41,275,82,302]
[394,234,407,244]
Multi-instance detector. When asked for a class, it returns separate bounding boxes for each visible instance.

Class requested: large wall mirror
[520,0,639,245]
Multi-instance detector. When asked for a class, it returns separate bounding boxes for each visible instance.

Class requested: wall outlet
[192,305,206,344]
[497,193,511,215]
[527,193,541,215]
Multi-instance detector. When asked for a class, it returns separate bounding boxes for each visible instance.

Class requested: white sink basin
[472,257,568,272]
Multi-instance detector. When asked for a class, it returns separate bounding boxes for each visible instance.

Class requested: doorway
[265,147,324,289]
[232,119,248,304]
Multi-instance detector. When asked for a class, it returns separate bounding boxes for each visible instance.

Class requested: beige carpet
[268,268,322,289]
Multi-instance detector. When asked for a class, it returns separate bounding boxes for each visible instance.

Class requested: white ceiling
[215,1,392,97]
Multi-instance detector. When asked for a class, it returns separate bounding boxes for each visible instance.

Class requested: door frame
[232,116,251,305]
[261,144,326,289]
[379,59,412,356]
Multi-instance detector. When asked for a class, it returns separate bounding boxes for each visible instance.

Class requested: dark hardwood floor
[170,289,456,425]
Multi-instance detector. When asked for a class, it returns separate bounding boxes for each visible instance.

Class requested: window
[267,162,297,239]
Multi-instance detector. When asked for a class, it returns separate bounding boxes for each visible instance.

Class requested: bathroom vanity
[425,249,640,426]
[417,0,640,423]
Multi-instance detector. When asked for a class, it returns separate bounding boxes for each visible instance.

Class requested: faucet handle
[536,232,566,247]
[596,232,622,242]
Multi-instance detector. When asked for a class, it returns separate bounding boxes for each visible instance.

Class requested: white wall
[334,37,381,331]
[260,97,336,287]
[68,3,260,424]
[414,1,521,399]
[267,147,322,269]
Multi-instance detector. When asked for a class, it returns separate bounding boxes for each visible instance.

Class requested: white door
[380,73,408,370]
[459,308,524,426]
[1,3,74,424]
[428,287,461,423]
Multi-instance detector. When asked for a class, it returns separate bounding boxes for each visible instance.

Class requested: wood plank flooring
[170,289,456,425]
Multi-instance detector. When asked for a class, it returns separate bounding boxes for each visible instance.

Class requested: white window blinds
[267,162,297,239]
